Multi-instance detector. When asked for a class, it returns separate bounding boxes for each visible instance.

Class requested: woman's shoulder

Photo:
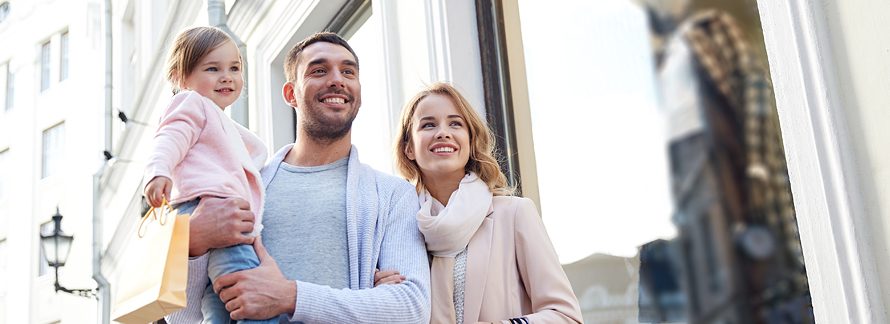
[491,196,539,218]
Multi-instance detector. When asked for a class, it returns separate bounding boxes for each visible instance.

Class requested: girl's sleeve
[512,198,584,323]
[142,92,207,191]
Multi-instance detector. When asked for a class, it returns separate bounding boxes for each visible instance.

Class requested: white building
[0,0,107,322]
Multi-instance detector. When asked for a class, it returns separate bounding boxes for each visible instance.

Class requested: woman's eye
[421,122,435,128]
[450,121,462,127]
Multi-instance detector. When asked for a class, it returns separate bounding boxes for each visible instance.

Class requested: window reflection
[517,0,812,323]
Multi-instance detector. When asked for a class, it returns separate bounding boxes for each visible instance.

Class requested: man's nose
[327,70,345,88]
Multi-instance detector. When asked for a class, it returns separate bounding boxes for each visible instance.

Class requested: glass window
[60,32,69,81]
[42,123,65,179]
[516,0,812,323]
[341,5,393,175]
[5,64,12,110]
[38,222,53,276]
[41,41,50,91]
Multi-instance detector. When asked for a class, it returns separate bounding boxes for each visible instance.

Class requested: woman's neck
[423,171,465,207]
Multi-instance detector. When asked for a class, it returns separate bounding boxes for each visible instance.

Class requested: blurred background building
[1,0,888,323]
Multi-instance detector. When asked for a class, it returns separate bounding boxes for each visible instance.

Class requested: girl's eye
[230,66,240,72]
[207,67,218,72]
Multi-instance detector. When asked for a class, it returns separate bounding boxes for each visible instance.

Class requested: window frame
[4,63,11,110]
[38,222,53,277]
[41,123,65,179]
[40,41,50,92]
[60,31,69,81]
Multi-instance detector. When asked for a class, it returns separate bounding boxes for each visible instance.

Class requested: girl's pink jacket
[142,91,267,236]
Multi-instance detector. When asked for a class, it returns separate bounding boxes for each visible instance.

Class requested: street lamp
[40,208,98,298]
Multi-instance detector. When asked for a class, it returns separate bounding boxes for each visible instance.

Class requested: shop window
[0,149,7,199]
[4,64,12,110]
[516,0,812,322]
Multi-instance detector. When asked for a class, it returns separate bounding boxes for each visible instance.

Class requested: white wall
[820,0,890,315]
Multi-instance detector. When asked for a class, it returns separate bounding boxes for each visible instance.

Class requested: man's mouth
[323,97,346,104]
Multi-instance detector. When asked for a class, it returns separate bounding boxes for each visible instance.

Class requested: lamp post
[40,208,98,298]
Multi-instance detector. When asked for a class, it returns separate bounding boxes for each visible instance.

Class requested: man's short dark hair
[284,32,359,83]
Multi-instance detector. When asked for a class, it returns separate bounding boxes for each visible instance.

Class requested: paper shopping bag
[112,198,190,324]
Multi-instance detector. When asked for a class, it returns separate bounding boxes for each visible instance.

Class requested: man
[167,32,431,323]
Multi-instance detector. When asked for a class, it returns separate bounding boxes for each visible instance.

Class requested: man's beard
[298,89,358,145]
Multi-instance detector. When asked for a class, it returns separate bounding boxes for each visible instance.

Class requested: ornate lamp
[39,208,97,298]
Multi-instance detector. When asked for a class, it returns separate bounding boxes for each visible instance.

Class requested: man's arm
[216,187,431,323]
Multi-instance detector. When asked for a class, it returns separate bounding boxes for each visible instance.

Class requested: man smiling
[166,32,431,324]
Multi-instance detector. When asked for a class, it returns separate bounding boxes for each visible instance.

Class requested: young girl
[143,26,275,324]
[380,82,583,323]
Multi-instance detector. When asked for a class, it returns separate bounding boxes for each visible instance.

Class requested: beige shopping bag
[112,198,190,324]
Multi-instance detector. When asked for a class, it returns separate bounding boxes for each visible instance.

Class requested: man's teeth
[324,98,345,104]
[433,147,455,153]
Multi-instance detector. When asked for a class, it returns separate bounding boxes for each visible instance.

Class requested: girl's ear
[404,142,416,161]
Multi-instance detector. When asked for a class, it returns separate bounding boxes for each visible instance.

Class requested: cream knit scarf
[416,173,492,323]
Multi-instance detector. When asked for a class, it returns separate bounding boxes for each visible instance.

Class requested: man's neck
[284,131,352,167]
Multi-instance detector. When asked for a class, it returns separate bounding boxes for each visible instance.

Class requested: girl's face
[181,41,243,109]
[405,94,471,182]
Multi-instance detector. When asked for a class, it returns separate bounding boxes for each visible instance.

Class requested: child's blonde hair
[394,82,513,196]
[165,26,237,94]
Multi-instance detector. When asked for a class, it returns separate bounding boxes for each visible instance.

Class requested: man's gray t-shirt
[261,157,350,291]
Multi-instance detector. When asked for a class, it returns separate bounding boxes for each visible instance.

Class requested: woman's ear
[404,142,416,161]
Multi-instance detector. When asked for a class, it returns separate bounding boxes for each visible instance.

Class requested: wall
[821,0,890,315]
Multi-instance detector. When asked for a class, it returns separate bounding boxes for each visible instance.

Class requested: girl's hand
[374,268,406,287]
[144,176,172,207]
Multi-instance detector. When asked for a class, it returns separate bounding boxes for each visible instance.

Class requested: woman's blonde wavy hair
[394,82,514,196]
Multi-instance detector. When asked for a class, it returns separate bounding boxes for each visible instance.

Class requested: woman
[379,82,583,323]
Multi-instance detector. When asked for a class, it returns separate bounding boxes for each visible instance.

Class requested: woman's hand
[374,269,406,286]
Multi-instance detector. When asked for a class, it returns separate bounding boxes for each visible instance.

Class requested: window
[0,149,7,200]
[0,2,9,24]
[4,64,11,110]
[38,222,53,276]
[60,32,69,81]
[42,123,64,179]
[41,41,50,91]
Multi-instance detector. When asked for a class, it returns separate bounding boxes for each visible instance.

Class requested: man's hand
[215,237,296,320]
[188,197,256,257]
[144,177,172,207]
[374,269,406,286]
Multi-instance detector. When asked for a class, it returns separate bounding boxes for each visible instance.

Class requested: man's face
[283,42,361,142]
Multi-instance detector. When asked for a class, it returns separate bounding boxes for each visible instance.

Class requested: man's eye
[312,68,325,74]
[344,69,355,75]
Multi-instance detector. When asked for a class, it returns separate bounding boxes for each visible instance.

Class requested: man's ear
[282,82,298,107]
[404,142,416,161]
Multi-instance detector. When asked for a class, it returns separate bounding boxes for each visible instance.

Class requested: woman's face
[405,94,472,182]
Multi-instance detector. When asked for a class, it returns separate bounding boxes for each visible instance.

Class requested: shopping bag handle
[138,196,173,238]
